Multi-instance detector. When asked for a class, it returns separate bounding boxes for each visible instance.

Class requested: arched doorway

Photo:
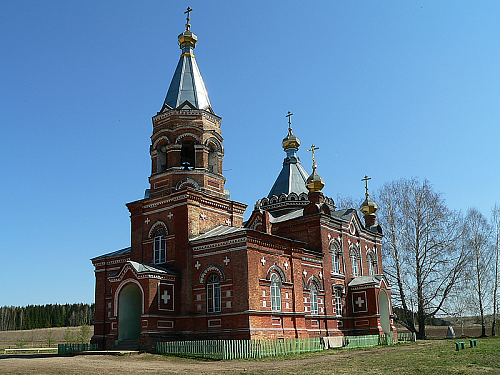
[378,290,390,334]
[118,283,142,341]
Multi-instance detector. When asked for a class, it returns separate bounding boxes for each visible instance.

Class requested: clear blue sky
[2,1,500,306]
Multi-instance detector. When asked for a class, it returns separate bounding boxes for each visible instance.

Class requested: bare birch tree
[374,178,467,339]
[464,207,492,337]
[492,204,500,336]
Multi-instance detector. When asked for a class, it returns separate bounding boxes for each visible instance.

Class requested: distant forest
[0,304,95,331]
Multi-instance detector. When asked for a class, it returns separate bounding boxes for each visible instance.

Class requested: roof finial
[185,7,193,30]
[361,175,371,197]
[286,111,293,132]
[307,144,319,170]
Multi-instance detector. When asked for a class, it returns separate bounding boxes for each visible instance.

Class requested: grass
[219,338,500,375]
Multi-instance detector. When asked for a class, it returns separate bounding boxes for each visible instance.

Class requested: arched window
[153,228,166,264]
[350,250,359,277]
[206,274,221,313]
[270,273,281,311]
[310,283,318,315]
[181,141,195,169]
[332,252,341,274]
[367,254,375,276]
[335,289,343,316]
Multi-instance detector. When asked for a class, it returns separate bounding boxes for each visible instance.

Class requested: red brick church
[91,10,396,350]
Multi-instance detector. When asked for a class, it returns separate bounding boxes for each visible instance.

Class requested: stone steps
[114,339,139,351]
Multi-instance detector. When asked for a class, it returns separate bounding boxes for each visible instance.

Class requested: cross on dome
[361,175,371,197]
[184,7,193,30]
[307,145,319,169]
[286,111,293,131]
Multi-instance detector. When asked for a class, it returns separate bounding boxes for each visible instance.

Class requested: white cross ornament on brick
[200,212,207,220]
[283,261,289,270]
[223,256,230,266]
[225,218,231,226]
[303,269,307,277]
[194,261,201,270]
[260,257,266,266]
[161,290,171,305]
[167,212,173,219]
[145,218,150,224]
[355,296,365,308]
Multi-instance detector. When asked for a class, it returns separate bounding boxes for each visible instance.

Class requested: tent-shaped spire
[267,113,309,198]
[163,9,212,112]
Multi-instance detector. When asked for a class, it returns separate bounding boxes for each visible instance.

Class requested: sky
[2,1,500,307]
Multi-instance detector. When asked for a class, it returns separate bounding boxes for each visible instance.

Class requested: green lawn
[231,338,500,375]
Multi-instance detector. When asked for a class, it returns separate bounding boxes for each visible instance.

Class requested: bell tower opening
[181,141,195,169]
[208,145,218,173]
[157,145,167,173]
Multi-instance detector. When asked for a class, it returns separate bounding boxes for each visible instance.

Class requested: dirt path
[0,343,433,375]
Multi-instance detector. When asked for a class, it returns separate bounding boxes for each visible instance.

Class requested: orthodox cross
[286,111,293,131]
[361,175,371,196]
[185,7,193,30]
[307,145,319,168]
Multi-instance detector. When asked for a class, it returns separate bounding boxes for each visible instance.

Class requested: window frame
[206,273,221,313]
[153,228,166,264]
[270,273,282,312]
[350,250,359,277]
[310,283,319,315]
[335,289,343,316]
[367,254,375,276]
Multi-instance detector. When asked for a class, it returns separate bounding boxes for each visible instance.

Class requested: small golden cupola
[282,111,301,151]
[306,145,325,193]
[360,175,378,227]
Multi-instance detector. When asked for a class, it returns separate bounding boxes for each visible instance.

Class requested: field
[0,326,93,350]
[0,327,499,374]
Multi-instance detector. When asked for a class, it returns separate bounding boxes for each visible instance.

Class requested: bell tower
[148,8,225,199]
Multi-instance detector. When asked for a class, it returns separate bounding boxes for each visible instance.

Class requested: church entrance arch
[118,283,142,341]
[378,290,390,334]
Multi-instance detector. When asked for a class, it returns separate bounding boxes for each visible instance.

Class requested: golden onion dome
[306,167,325,192]
[282,128,301,150]
[360,195,378,216]
[178,29,198,48]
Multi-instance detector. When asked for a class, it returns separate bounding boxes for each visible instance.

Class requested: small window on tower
[157,145,167,173]
[208,146,218,173]
[154,228,166,264]
[181,141,195,170]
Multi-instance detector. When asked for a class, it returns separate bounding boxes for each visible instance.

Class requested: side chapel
[91,10,396,350]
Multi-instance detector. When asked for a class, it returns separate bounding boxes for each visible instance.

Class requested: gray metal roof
[164,45,212,111]
[268,153,309,198]
[330,208,355,221]
[128,261,175,275]
[348,275,383,287]
[190,224,246,242]
[269,208,304,222]
[91,247,131,260]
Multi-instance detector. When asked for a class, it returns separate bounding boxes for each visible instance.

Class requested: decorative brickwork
[90,16,396,351]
